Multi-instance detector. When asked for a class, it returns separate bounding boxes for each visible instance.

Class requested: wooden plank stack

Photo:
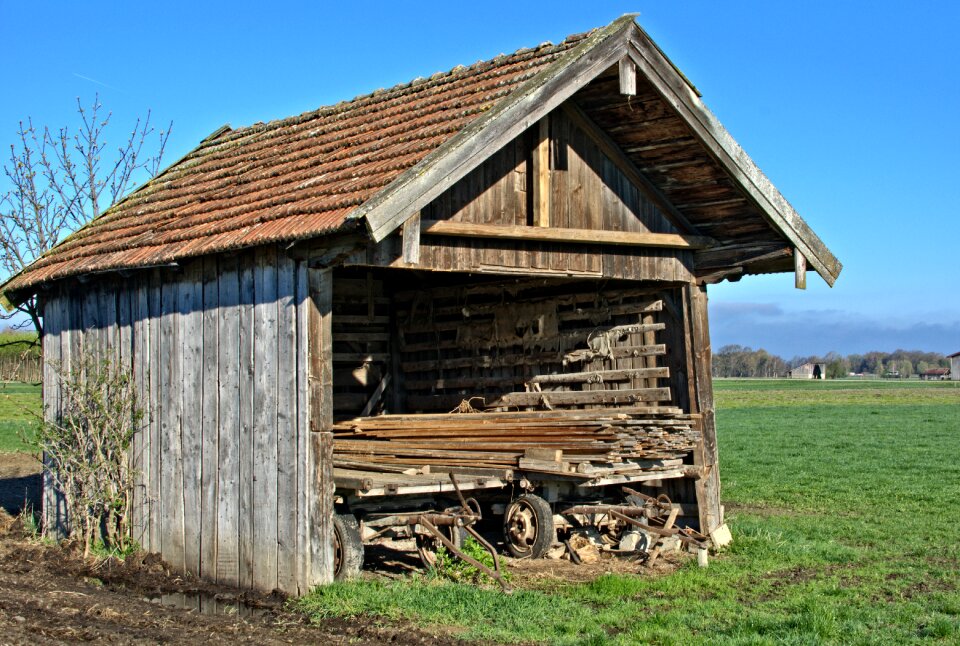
[331,407,700,483]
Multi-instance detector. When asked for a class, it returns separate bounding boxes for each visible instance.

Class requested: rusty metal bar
[418,516,512,593]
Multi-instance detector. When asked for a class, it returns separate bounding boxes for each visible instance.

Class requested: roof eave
[624,26,842,286]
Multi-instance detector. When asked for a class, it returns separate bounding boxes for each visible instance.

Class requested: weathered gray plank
[309,431,334,586]
[41,293,67,537]
[794,249,807,290]
[180,263,203,575]
[401,212,421,265]
[131,280,149,546]
[252,246,279,592]
[237,253,256,589]
[159,278,185,570]
[618,56,636,96]
[117,285,132,371]
[200,257,220,581]
[82,286,100,357]
[216,256,241,586]
[99,284,118,363]
[294,261,311,593]
[147,272,162,552]
[307,267,333,432]
[275,255,298,592]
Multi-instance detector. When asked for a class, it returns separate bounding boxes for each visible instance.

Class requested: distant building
[788,362,826,379]
[950,352,960,381]
[920,368,950,381]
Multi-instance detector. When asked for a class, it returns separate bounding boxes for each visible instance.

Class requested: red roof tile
[3,32,593,297]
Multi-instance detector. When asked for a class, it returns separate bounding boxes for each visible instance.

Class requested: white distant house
[788,362,826,379]
[950,352,960,380]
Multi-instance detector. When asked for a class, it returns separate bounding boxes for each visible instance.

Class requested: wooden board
[179,263,203,575]
[199,257,220,581]
[252,247,280,592]
[216,256,241,586]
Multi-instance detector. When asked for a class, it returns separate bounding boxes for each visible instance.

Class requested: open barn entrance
[327,266,706,535]
[330,267,696,417]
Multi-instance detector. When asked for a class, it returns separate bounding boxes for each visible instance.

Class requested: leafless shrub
[37,356,143,556]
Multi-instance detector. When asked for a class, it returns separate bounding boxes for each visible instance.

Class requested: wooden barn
[788,363,827,379]
[1,16,840,594]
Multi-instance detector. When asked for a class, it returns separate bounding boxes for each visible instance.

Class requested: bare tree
[1,95,171,338]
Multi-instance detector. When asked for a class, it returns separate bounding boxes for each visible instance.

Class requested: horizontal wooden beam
[421,220,713,250]
[528,366,669,385]
[490,387,672,408]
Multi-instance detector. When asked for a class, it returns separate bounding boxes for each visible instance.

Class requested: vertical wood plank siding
[40,246,332,593]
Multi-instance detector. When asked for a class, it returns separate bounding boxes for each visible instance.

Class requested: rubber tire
[333,513,364,581]
[503,494,555,559]
[416,524,466,569]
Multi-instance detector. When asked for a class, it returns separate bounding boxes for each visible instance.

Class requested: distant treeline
[712,345,950,379]
[0,330,41,382]
[0,330,39,358]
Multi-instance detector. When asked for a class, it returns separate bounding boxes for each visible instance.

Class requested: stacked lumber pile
[332,407,700,480]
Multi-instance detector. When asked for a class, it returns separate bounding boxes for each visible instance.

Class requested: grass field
[3,379,958,643]
[299,379,960,644]
[0,382,41,452]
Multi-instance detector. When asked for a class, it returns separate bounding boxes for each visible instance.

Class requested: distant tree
[826,359,848,379]
[1,95,171,339]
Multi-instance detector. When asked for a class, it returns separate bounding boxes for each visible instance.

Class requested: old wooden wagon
[1,16,841,593]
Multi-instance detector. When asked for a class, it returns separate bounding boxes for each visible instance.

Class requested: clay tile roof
[2,28,595,299]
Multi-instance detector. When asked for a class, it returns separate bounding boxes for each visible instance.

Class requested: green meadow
[0,382,41,452]
[300,379,960,644]
[3,378,959,643]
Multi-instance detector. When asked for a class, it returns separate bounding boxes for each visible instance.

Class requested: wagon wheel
[503,494,555,559]
[416,523,466,569]
[333,513,364,580]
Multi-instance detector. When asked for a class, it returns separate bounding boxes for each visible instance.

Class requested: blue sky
[1,1,958,358]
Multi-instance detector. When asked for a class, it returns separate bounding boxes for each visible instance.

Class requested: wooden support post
[308,266,333,432]
[686,283,722,535]
[401,212,421,265]
[305,264,335,589]
[533,116,551,227]
[308,431,334,587]
[619,57,636,96]
[794,248,807,290]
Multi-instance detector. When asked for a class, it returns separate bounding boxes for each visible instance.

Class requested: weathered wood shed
[1,16,841,593]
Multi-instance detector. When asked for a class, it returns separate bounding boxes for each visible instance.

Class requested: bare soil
[0,452,683,644]
[0,453,466,645]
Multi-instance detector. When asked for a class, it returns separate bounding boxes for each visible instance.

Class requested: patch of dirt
[0,451,687,642]
[0,453,468,645]
[0,512,470,645]
[507,550,684,590]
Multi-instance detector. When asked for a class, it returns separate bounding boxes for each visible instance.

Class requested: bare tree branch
[0,96,172,338]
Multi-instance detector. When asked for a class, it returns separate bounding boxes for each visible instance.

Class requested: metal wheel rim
[417,526,454,568]
[506,501,539,554]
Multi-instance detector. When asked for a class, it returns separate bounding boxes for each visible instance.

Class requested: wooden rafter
[420,219,713,249]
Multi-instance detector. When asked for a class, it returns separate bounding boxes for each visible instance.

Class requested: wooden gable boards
[354,15,841,286]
